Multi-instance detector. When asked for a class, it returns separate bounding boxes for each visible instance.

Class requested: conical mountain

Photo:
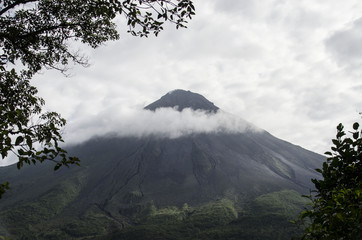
[144,89,219,112]
[0,90,325,240]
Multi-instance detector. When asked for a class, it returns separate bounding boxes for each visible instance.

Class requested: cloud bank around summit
[0,107,258,166]
[64,107,259,145]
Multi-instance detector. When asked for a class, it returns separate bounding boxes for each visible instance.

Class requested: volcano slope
[0,90,324,239]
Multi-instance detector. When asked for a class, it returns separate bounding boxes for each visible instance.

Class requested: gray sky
[27,0,362,160]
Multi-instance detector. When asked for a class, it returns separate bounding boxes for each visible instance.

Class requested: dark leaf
[15,136,24,146]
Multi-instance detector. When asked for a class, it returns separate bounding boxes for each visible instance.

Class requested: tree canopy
[0,0,195,73]
[0,0,195,198]
[299,120,362,239]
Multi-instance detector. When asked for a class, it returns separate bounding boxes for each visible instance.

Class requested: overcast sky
[21,0,362,163]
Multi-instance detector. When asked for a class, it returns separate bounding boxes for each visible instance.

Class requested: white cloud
[325,17,362,72]
[63,107,259,145]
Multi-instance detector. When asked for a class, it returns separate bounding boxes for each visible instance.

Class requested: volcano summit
[144,89,219,112]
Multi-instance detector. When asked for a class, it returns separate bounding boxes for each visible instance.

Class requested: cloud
[325,18,362,71]
[0,154,17,167]
[63,107,259,145]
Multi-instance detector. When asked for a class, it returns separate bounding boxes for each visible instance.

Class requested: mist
[0,107,260,167]
[64,107,261,145]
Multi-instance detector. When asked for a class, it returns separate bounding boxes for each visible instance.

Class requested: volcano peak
[144,89,219,113]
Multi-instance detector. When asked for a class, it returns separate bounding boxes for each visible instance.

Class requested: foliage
[0,67,80,198]
[252,190,310,220]
[145,205,186,224]
[0,181,9,198]
[105,192,305,240]
[137,199,238,227]
[299,121,362,240]
[188,198,238,228]
[0,177,83,237]
[0,189,308,239]
[0,0,195,197]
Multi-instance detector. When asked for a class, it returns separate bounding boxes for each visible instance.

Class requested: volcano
[0,90,324,240]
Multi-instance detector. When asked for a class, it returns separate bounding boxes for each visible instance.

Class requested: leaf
[17,148,25,155]
[336,213,343,221]
[54,164,61,171]
[352,122,359,130]
[352,131,359,140]
[5,137,11,146]
[15,136,24,146]
[337,123,344,132]
[337,131,346,138]
[26,135,32,149]
[17,161,23,169]
[323,162,328,170]
[332,139,340,146]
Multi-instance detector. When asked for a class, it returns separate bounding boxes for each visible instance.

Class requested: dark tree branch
[0,0,37,16]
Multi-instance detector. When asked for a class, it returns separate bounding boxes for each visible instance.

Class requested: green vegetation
[188,199,238,228]
[0,189,307,239]
[0,177,83,238]
[252,189,310,219]
[0,174,125,239]
[144,205,186,225]
[104,190,306,240]
[298,121,362,239]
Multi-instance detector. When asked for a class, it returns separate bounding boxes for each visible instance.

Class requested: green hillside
[0,187,308,239]
[103,190,308,240]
